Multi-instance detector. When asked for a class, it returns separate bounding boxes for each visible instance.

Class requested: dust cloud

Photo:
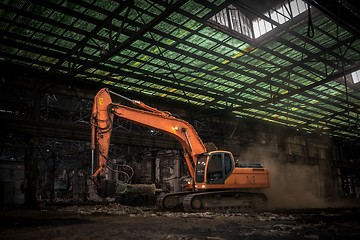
[262,160,329,209]
[238,143,334,209]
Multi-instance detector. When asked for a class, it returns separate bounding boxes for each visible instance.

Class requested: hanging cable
[307,2,314,38]
[342,66,351,129]
[335,0,351,129]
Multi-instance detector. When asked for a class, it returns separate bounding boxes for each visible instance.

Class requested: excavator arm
[90,88,207,186]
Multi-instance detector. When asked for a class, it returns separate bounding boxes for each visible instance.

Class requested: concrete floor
[1,203,359,240]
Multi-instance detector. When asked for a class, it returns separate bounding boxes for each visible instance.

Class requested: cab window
[195,155,206,183]
[207,153,223,182]
[224,153,233,175]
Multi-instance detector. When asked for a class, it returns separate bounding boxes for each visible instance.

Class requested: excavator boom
[91,88,207,181]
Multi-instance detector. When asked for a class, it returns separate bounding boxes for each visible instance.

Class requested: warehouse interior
[0,0,360,239]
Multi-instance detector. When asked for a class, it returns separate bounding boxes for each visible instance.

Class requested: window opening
[195,155,207,183]
[224,153,233,175]
[208,0,308,40]
[207,153,223,182]
[351,69,360,84]
[209,4,253,39]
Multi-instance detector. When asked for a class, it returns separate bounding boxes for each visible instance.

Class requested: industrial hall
[0,0,359,239]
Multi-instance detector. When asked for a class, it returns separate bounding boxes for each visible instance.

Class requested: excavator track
[157,192,192,210]
[157,191,267,212]
[183,191,267,212]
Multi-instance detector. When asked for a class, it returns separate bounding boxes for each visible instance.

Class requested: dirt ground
[1,202,360,240]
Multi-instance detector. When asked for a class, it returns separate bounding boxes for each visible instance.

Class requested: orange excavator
[90,88,270,211]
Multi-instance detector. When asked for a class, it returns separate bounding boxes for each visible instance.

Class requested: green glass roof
[1,0,360,139]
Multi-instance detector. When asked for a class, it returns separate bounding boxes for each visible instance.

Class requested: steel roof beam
[62,0,189,80]
[41,0,134,86]
[233,63,360,111]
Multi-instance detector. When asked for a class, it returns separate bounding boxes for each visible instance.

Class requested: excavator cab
[195,151,234,185]
[193,150,269,191]
[181,151,235,191]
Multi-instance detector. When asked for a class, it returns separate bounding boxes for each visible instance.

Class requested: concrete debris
[1,204,359,240]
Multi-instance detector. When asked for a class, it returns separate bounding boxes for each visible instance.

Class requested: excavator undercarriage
[157,190,267,212]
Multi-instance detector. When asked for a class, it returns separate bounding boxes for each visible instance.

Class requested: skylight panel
[351,69,360,84]
[334,69,360,90]
[208,0,308,40]
[252,0,307,38]
[209,4,253,39]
